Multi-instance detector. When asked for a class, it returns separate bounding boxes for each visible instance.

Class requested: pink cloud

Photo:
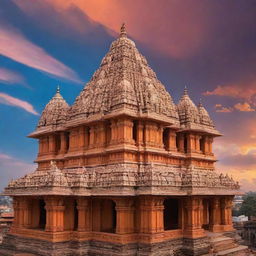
[0,68,25,85]
[0,93,39,115]
[15,0,214,59]
[0,153,12,160]
[0,152,36,191]
[234,102,255,112]
[214,104,233,113]
[204,84,256,100]
[0,25,81,83]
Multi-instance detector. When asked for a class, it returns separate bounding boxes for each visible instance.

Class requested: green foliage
[239,192,256,218]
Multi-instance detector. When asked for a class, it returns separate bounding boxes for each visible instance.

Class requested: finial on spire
[56,85,60,94]
[198,98,203,107]
[120,23,127,37]
[184,86,188,95]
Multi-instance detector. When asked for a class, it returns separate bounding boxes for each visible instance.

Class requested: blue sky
[0,0,256,191]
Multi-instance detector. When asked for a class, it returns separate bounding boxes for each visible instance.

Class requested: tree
[239,192,256,219]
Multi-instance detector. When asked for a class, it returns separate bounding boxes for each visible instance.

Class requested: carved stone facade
[0,24,243,256]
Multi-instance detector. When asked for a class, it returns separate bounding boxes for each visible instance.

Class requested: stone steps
[211,237,237,252]
[207,232,249,256]
[216,245,249,256]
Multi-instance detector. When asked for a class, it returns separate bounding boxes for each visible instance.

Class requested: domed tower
[176,87,220,161]
[37,86,69,128]
[30,86,70,168]
[1,24,242,256]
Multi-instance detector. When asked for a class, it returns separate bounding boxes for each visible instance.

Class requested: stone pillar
[97,123,106,147]
[115,198,134,234]
[177,134,184,152]
[195,135,201,153]
[110,120,118,144]
[60,132,67,154]
[79,126,85,149]
[157,125,164,148]
[220,196,234,231]
[208,137,213,155]
[187,134,196,153]
[48,134,56,154]
[41,136,49,154]
[139,196,164,234]
[168,130,177,151]
[77,198,91,232]
[45,197,65,232]
[12,197,19,228]
[144,122,151,147]
[38,138,43,155]
[183,197,205,238]
[209,197,222,232]
[89,126,95,148]
[204,137,213,155]
[22,198,32,229]
[84,127,90,149]
[116,118,133,144]
[137,121,144,146]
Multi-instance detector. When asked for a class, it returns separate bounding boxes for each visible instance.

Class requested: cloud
[0,68,26,85]
[14,0,218,59]
[0,92,39,115]
[234,102,255,112]
[214,104,233,113]
[0,152,35,192]
[0,24,81,83]
[0,153,12,160]
[204,85,256,100]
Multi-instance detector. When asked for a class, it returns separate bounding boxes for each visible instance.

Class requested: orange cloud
[204,84,256,100]
[234,102,255,112]
[15,0,214,59]
[0,68,25,85]
[214,139,256,192]
[0,93,38,115]
[0,25,81,83]
[214,104,233,113]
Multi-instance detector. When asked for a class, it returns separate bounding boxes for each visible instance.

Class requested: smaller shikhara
[0,24,245,256]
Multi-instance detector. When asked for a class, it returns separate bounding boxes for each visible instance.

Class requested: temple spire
[120,23,127,38]
[198,98,203,107]
[54,85,62,99]
[184,86,188,96]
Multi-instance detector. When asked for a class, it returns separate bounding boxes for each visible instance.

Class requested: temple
[0,24,245,256]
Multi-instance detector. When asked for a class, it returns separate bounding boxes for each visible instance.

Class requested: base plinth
[0,233,213,256]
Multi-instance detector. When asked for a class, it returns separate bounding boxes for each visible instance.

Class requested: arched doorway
[164,198,179,230]
[39,199,46,229]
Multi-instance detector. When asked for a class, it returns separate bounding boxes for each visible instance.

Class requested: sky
[0,0,255,192]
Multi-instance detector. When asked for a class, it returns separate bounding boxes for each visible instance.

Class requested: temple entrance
[39,199,46,229]
[74,200,78,230]
[202,199,210,230]
[164,198,179,230]
[100,199,116,233]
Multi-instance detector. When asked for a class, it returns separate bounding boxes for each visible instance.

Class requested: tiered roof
[34,24,219,136]
[177,88,220,135]
[67,23,179,125]
[37,86,69,129]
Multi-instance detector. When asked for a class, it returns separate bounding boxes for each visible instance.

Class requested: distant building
[0,24,247,256]
[242,221,256,249]
[0,212,13,244]
[233,215,249,223]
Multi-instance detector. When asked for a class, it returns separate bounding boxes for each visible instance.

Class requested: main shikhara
[0,24,245,256]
